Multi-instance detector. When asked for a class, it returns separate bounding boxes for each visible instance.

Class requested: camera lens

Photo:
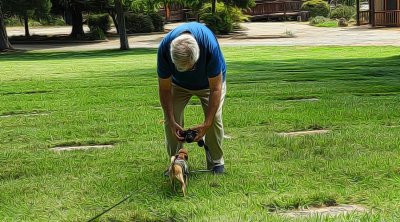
[185,134,194,143]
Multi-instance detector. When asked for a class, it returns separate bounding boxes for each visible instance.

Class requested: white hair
[170,33,200,72]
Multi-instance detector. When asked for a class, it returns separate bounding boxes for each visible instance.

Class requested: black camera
[180,129,198,143]
[180,129,205,147]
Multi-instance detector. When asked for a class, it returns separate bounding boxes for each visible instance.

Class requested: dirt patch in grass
[277,205,367,218]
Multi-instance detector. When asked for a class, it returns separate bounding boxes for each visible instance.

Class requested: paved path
[7,22,400,51]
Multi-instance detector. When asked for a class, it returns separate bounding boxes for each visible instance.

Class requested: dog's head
[176,148,188,161]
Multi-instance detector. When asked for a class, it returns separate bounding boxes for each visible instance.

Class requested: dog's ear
[184,154,188,161]
[175,154,179,160]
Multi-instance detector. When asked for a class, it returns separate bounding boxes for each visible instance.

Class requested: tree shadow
[227,54,400,84]
[0,48,158,61]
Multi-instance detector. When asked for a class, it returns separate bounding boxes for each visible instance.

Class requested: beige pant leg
[164,84,192,157]
[195,82,226,169]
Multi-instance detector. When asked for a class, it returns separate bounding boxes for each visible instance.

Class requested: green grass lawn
[1,46,400,221]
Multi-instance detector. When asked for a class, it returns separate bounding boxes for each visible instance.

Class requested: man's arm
[158,77,184,141]
[204,73,222,127]
[193,73,222,141]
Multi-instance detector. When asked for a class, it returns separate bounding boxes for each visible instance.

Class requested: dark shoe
[212,165,224,174]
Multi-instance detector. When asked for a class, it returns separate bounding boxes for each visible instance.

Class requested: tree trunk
[70,7,84,38]
[356,0,360,26]
[24,14,30,37]
[109,10,119,34]
[212,0,216,14]
[165,2,170,21]
[0,3,13,51]
[115,0,129,50]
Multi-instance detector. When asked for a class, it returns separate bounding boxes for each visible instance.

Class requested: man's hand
[192,123,211,142]
[171,121,185,141]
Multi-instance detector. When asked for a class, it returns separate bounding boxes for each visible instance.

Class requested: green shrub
[126,13,155,33]
[201,13,233,34]
[41,16,66,26]
[309,16,329,25]
[5,16,66,27]
[28,20,42,27]
[309,16,338,27]
[336,0,356,6]
[89,27,106,40]
[301,0,330,18]
[200,2,248,34]
[88,14,111,33]
[147,12,164,32]
[330,5,356,20]
[5,17,22,26]
[5,17,41,27]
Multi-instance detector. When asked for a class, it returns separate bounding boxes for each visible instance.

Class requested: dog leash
[190,169,211,173]
[189,140,212,173]
[86,189,141,222]
[87,141,210,220]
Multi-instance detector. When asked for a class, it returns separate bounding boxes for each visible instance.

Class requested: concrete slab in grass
[278,205,367,218]
[51,144,115,151]
[278,129,330,137]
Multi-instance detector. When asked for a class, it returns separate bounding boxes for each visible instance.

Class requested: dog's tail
[170,156,177,175]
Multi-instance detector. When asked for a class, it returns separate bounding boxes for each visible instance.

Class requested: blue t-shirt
[157,22,226,90]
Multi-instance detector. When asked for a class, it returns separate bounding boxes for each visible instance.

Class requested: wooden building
[357,0,400,26]
[160,0,306,22]
[245,0,306,21]
[159,3,196,22]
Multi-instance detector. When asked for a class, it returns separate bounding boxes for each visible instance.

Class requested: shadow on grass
[0,48,157,61]
[227,54,400,85]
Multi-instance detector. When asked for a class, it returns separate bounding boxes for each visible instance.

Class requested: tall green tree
[3,0,51,37]
[0,1,13,51]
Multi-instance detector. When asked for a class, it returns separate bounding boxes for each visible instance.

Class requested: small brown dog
[169,148,189,196]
